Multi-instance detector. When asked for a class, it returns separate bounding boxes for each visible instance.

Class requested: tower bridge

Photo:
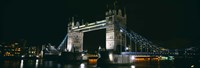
[52,3,199,56]
[56,3,163,54]
[49,1,200,64]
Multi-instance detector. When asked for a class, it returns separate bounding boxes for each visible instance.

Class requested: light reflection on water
[0,59,199,68]
[35,59,39,68]
[20,60,23,68]
[131,65,135,68]
[80,63,85,68]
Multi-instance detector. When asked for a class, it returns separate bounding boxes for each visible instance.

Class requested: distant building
[2,42,21,58]
[21,46,40,58]
[1,41,43,59]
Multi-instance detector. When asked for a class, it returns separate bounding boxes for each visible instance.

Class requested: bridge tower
[105,8,127,51]
[67,17,84,52]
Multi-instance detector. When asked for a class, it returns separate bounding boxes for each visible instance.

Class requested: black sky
[83,29,106,53]
[1,0,200,49]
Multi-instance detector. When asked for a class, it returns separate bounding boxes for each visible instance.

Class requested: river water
[0,59,199,68]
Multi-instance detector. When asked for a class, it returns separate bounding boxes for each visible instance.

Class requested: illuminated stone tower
[105,8,127,51]
[67,17,84,52]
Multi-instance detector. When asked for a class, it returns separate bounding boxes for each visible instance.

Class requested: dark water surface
[0,59,199,68]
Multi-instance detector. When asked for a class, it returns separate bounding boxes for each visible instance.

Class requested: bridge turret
[106,9,117,17]
[71,17,75,28]
[113,10,117,15]
[118,9,122,16]
[76,21,80,28]
[68,18,72,32]
[106,12,109,16]
[109,10,112,16]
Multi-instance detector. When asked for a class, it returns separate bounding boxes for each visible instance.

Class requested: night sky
[1,0,200,49]
[83,29,106,53]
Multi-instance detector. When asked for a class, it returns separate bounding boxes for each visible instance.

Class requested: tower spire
[124,7,127,17]
[72,17,74,27]
[114,0,117,10]
[68,18,71,26]
[76,21,80,27]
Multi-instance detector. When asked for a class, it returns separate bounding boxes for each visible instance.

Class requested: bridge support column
[67,32,83,52]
